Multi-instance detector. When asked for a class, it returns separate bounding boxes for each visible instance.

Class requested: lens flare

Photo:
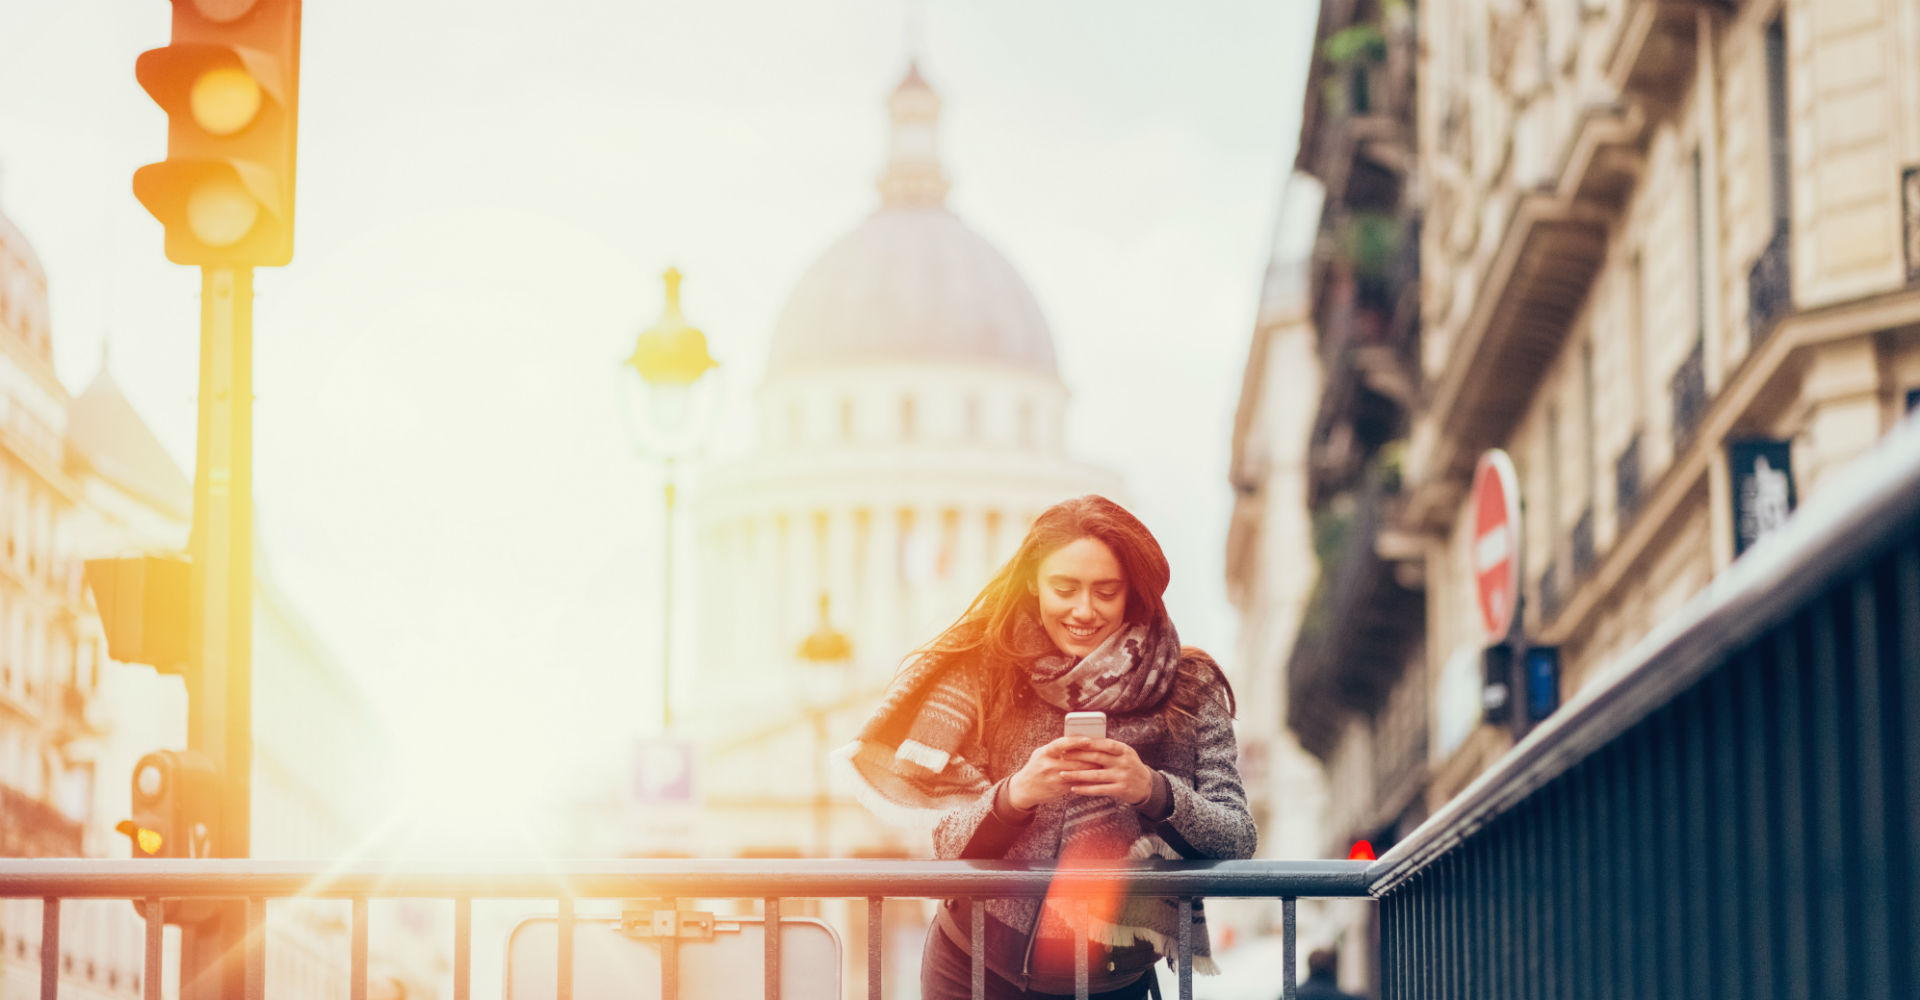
[190,67,262,136]
[186,177,259,246]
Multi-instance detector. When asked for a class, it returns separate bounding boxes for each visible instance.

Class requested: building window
[839,397,855,441]
[1017,400,1035,448]
[1765,17,1790,233]
[964,395,981,440]
[900,397,917,441]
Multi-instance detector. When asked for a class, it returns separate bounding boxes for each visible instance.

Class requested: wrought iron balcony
[1749,227,1791,348]
[1571,507,1597,581]
[1616,433,1644,528]
[1670,341,1707,453]
[1287,465,1423,760]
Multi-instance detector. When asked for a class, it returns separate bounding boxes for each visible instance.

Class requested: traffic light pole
[182,265,254,1000]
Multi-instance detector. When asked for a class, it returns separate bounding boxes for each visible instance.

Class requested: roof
[68,367,192,519]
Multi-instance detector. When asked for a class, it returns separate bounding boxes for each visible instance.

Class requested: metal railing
[0,859,1372,1000]
[1371,416,1920,998]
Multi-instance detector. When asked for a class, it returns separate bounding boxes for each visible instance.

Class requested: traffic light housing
[84,556,191,674]
[134,0,301,266]
[117,750,221,860]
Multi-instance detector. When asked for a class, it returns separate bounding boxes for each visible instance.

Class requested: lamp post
[620,268,720,732]
[796,591,853,857]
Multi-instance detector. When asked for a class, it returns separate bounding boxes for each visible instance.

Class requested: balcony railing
[1669,341,1706,454]
[1369,412,1920,998]
[0,859,1371,1000]
[1749,227,1792,348]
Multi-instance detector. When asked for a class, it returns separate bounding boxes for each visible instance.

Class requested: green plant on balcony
[1336,210,1403,286]
[1321,23,1386,115]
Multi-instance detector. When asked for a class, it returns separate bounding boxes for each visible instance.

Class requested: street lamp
[621,268,720,733]
[796,591,853,857]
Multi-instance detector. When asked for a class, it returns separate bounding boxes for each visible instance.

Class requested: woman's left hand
[1061,739,1156,807]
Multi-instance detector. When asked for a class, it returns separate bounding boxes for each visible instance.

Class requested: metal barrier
[1371,418,1920,999]
[0,858,1372,1000]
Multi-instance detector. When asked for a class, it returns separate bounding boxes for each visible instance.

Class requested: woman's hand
[1062,739,1156,807]
[1007,737,1101,811]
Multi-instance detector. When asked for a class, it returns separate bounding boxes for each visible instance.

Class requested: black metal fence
[0,859,1371,1000]
[1372,420,1920,999]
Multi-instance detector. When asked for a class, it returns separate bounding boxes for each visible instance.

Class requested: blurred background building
[677,62,1119,855]
[0,205,445,1000]
[1239,0,1920,994]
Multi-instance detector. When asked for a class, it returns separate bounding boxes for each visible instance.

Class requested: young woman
[838,495,1256,999]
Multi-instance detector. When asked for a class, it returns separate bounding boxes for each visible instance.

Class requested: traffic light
[133,0,301,266]
[116,750,220,860]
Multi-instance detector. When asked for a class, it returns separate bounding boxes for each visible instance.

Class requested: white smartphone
[1063,711,1107,740]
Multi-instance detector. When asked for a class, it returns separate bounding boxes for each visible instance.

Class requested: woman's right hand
[1007,737,1098,811]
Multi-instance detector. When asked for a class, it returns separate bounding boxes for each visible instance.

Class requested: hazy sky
[0,0,1316,839]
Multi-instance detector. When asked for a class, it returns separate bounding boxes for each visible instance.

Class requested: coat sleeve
[1151,689,1257,860]
[930,727,1032,860]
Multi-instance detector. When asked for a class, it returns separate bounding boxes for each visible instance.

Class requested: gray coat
[929,653,1257,990]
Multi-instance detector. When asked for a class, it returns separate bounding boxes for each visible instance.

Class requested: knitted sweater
[929,651,1256,991]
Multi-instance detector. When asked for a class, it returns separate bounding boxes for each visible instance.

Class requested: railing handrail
[0,858,1373,900]
[1371,414,1920,895]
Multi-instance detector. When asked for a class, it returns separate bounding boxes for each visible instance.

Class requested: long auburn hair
[915,495,1235,728]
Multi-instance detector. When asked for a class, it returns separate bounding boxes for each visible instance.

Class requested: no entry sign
[1472,450,1522,639]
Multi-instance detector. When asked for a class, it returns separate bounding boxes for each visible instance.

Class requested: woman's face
[1030,536,1128,658]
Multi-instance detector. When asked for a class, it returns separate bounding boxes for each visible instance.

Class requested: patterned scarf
[838,611,1211,969]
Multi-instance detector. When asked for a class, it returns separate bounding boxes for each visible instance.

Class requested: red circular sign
[1472,450,1522,639]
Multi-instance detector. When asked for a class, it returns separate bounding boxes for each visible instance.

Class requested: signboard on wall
[1729,438,1796,556]
[1471,450,1523,640]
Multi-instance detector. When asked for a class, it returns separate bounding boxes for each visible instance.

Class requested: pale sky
[0,0,1317,844]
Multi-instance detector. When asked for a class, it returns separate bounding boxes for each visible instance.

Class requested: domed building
[689,64,1120,731]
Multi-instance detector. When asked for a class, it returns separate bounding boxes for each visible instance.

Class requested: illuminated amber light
[190,67,262,136]
[137,828,164,856]
[186,177,259,246]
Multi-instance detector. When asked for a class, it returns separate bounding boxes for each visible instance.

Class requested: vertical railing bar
[866,897,882,1000]
[1571,764,1592,1000]
[1657,709,1683,1000]
[245,897,265,1000]
[1895,542,1920,1000]
[1633,724,1657,1000]
[1073,899,1089,1000]
[1849,572,1892,997]
[1893,541,1920,1000]
[1736,646,1777,1000]
[764,897,781,1000]
[1776,624,1812,1000]
[1424,868,1436,1000]
[1278,895,1294,1000]
[1185,896,1202,1000]
[969,898,985,1000]
[143,899,163,1000]
[661,899,679,1000]
[351,897,369,1000]
[1808,599,1851,996]
[40,897,59,1000]
[1682,691,1712,1000]
[454,896,471,1000]
[1706,670,1741,999]
[557,895,574,1000]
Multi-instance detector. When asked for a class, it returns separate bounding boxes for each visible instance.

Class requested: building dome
[764,65,1059,378]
